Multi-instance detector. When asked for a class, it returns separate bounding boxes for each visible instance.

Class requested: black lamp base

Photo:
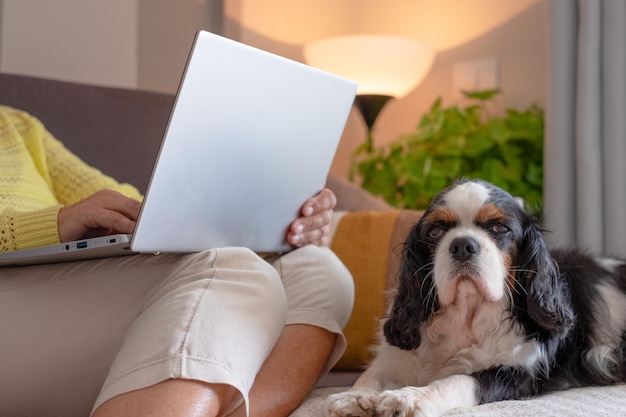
[354,94,393,130]
[354,94,393,151]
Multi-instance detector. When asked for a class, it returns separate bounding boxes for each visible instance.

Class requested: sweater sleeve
[0,206,61,252]
[0,107,143,252]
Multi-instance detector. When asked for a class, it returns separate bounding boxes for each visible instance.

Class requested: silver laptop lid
[130,31,357,253]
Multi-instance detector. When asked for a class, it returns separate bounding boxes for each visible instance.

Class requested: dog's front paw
[324,388,378,417]
[375,387,440,417]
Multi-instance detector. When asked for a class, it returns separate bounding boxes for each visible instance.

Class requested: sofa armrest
[326,175,392,212]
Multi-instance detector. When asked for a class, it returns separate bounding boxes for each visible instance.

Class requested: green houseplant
[351,90,544,211]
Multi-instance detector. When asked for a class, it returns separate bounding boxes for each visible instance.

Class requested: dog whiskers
[502,283,516,317]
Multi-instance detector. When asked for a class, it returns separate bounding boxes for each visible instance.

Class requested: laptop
[0,30,357,267]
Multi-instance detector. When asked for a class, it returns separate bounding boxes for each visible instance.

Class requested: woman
[0,106,354,417]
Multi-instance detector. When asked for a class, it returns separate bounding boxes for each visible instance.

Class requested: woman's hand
[287,188,337,247]
[57,190,141,242]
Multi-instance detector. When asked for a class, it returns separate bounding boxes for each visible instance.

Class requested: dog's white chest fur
[372,288,542,389]
[426,281,497,355]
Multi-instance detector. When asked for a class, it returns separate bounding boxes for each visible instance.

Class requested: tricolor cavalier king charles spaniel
[325,179,626,417]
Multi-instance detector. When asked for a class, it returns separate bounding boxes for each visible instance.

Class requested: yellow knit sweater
[0,106,142,252]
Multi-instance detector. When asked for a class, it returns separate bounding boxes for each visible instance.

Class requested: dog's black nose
[449,237,480,262]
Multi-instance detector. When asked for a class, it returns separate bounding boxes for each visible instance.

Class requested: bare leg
[240,324,337,417]
[93,324,334,417]
[92,379,239,417]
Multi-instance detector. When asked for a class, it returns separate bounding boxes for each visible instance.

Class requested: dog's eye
[490,223,510,235]
[427,225,445,240]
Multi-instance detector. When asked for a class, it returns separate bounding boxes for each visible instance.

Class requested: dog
[325,178,626,417]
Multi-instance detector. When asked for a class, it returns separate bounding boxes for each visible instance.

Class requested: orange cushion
[330,209,423,370]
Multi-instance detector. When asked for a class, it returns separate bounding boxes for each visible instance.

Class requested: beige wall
[137,0,222,93]
[0,0,219,91]
[0,0,3,68]
[226,0,548,180]
[0,0,138,88]
[0,0,548,181]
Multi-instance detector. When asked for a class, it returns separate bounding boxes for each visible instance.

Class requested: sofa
[0,70,404,386]
[3,72,626,416]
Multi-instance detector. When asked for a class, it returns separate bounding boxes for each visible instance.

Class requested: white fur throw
[291,385,626,417]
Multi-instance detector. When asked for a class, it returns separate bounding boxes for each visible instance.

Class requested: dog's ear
[383,221,436,350]
[516,220,574,338]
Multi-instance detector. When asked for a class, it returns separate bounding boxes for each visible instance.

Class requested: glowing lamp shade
[305,35,435,151]
[303,34,435,99]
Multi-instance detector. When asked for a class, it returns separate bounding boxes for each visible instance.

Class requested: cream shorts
[0,245,354,417]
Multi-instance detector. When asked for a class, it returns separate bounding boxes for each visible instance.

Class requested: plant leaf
[351,89,544,213]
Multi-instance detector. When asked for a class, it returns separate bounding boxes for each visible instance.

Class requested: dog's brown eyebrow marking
[476,204,507,223]
[425,206,458,224]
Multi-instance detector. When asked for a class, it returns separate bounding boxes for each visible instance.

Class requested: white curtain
[545,0,626,255]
